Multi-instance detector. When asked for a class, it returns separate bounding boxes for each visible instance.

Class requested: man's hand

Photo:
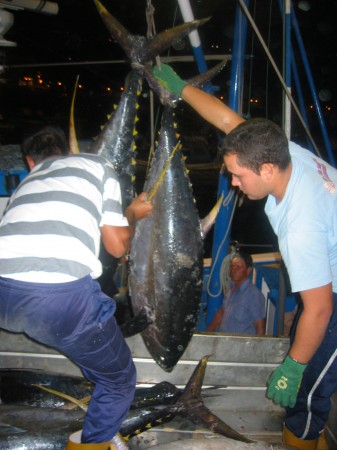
[152,64,188,97]
[125,192,153,225]
[267,355,307,408]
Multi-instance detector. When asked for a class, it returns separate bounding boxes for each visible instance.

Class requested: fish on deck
[0,356,258,449]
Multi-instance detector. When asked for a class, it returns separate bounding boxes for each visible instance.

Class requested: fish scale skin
[90,69,142,209]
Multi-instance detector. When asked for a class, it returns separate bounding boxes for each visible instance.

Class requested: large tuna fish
[129,105,204,372]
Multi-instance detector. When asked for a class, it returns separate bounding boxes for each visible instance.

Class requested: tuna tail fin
[142,17,210,63]
[200,193,224,238]
[188,59,229,88]
[178,355,254,444]
[93,0,210,65]
[93,0,134,59]
[69,75,80,154]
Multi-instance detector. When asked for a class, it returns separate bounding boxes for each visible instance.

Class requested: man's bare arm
[182,85,245,135]
[101,192,153,258]
[289,284,333,363]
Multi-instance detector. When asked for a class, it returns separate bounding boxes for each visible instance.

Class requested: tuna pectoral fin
[69,75,80,154]
[200,193,224,238]
[119,308,153,338]
[178,355,253,444]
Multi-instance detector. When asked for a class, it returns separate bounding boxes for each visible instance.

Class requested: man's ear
[260,163,274,180]
[25,156,35,170]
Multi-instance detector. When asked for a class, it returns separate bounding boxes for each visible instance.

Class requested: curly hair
[221,118,291,174]
[22,126,69,164]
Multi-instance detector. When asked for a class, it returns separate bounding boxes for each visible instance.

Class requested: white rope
[206,189,238,298]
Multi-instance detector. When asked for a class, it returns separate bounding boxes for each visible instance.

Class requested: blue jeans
[0,275,136,443]
[285,292,337,439]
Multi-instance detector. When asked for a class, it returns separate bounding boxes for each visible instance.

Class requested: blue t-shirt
[218,279,266,334]
[265,142,337,293]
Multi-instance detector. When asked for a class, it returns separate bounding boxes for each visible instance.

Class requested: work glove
[152,63,188,97]
[266,355,307,408]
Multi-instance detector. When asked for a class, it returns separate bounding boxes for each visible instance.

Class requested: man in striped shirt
[0,126,153,449]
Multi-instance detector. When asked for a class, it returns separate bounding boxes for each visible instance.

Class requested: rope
[206,189,238,298]
[146,0,156,38]
[265,0,274,119]
[145,0,158,167]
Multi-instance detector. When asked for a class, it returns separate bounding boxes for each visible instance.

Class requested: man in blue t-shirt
[207,251,265,335]
[153,63,335,450]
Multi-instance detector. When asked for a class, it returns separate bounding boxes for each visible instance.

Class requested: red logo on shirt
[313,158,336,193]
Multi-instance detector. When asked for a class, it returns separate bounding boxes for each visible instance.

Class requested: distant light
[57,81,62,86]
[298,1,311,11]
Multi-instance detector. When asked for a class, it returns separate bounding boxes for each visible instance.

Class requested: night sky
[1,0,337,255]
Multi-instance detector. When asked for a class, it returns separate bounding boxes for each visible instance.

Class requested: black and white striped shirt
[0,154,128,282]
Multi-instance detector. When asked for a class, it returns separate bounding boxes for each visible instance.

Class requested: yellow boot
[283,425,318,450]
[65,430,117,449]
[316,427,329,450]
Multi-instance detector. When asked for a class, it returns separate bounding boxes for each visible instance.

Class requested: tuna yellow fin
[69,75,81,154]
[200,193,224,238]
[32,384,89,412]
[147,140,181,200]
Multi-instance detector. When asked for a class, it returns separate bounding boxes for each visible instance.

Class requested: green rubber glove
[152,64,188,97]
[267,355,307,408]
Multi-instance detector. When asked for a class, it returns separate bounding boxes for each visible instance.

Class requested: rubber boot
[316,427,329,450]
[65,430,117,450]
[283,425,318,450]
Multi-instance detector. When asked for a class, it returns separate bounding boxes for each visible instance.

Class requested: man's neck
[273,162,292,204]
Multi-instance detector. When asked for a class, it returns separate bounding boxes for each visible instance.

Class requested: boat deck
[0,331,336,448]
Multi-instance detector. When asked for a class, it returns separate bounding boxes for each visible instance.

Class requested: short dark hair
[22,126,68,164]
[231,250,253,268]
[221,118,291,174]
